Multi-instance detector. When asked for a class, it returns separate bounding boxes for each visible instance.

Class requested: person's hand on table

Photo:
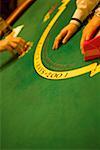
[80,15,100,54]
[0,31,27,55]
[52,23,79,50]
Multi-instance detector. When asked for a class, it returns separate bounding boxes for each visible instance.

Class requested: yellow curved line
[34,0,100,80]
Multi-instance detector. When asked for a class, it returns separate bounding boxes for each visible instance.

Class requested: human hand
[52,23,78,50]
[80,15,100,54]
[0,32,27,55]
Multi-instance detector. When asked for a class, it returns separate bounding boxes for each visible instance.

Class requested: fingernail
[62,41,65,44]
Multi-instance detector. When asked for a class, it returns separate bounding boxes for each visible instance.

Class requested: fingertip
[62,32,71,44]
[52,46,55,50]
[55,45,58,50]
[86,36,90,41]
[80,43,82,50]
[80,40,84,50]
[52,42,56,50]
[80,44,85,54]
[62,40,65,44]
[62,38,68,44]
[62,40,66,44]
[81,49,85,54]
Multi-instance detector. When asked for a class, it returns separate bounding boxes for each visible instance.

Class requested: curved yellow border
[34,0,100,80]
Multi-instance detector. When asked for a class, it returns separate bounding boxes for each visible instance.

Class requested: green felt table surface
[0,0,100,149]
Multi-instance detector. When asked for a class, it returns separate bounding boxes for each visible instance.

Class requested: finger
[16,43,28,55]
[80,34,86,54]
[11,37,26,45]
[80,39,85,54]
[52,29,67,50]
[52,36,62,50]
[8,40,22,55]
[85,30,95,40]
[17,37,26,44]
[15,38,27,53]
[11,38,27,54]
[15,45,24,55]
[52,40,58,50]
[9,41,17,49]
[62,31,72,44]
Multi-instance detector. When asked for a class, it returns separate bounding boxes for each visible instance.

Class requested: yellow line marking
[43,3,58,22]
[34,0,100,80]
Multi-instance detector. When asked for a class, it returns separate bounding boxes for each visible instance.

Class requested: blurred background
[0,0,24,19]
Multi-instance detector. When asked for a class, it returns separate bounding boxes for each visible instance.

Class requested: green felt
[0,0,100,149]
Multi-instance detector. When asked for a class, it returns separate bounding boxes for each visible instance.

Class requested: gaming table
[0,0,100,149]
